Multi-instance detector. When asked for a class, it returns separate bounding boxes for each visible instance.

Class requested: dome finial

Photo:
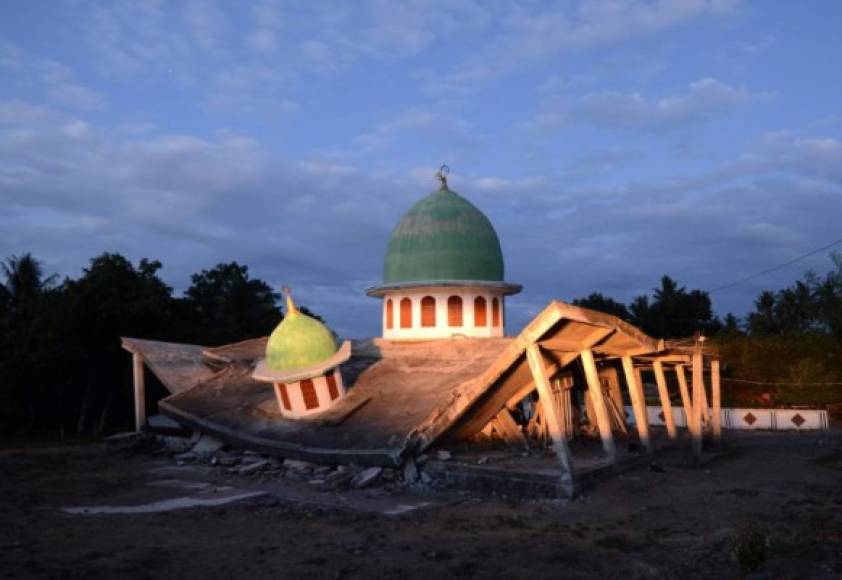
[435,164,450,190]
[282,285,299,316]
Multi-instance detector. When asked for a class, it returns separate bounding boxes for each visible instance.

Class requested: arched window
[421,296,436,327]
[385,299,394,329]
[492,297,501,327]
[400,297,412,328]
[448,296,463,327]
[474,296,487,327]
[300,379,319,410]
[275,383,291,411]
[326,371,339,401]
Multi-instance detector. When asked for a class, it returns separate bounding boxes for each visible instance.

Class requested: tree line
[572,253,842,340]
[571,254,842,406]
[1,251,840,440]
[0,253,284,439]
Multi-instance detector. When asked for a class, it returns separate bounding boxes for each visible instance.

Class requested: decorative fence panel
[624,406,829,431]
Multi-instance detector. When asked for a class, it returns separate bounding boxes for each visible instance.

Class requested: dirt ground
[2,431,841,580]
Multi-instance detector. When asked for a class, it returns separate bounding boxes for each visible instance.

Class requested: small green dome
[383,187,504,284]
[265,307,337,372]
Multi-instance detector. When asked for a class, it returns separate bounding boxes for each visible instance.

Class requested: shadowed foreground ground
[1,431,841,579]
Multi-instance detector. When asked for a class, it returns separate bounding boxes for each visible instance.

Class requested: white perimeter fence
[624,405,830,431]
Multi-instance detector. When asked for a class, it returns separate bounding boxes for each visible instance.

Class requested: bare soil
[2,431,841,579]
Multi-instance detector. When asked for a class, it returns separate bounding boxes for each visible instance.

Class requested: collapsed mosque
[122,166,721,497]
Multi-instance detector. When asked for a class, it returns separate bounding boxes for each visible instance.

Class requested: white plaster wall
[274,368,345,419]
[381,286,506,340]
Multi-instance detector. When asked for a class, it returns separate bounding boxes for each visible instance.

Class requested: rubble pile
[112,423,445,494]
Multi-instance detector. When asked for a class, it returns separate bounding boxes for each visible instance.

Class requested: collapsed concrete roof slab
[123,336,511,466]
[121,337,214,395]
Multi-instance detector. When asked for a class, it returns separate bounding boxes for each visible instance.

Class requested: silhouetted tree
[181,262,282,345]
[720,313,744,337]
[58,254,176,433]
[572,292,630,320]
[0,254,57,433]
[746,252,842,338]
[630,276,717,338]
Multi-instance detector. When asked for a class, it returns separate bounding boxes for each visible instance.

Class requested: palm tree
[0,254,57,432]
[1,253,56,320]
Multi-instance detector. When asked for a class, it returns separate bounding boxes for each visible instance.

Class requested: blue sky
[2,0,841,338]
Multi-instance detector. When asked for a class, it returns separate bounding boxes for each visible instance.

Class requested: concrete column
[580,348,616,460]
[691,347,704,459]
[711,358,722,442]
[526,344,573,486]
[622,356,651,453]
[132,352,146,432]
[653,360,677,440]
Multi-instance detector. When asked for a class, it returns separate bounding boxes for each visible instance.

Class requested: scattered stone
[351,467,382,489]
[160,436,193,453]
[146,414,188,435]
[381,468,397,482]
[215,453,240,467]
[436,450,452,461]
[192,434,225,455]
[416,454,430,465]
[477,456,489,465]
[420,471,433,485]
[104,431,140,443]
[402,458,419,483]
[314,465,333,476]
[284,469,308,482]
[238,460,269,476]
[284,459,317,473]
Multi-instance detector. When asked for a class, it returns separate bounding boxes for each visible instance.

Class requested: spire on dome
[282,285,299,316]
[435,164,450,190]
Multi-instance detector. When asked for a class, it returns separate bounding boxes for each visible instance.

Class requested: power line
[707,235,842,294]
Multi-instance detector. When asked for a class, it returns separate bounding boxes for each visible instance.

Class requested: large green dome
[265,308,337,372]
[383,187,504,284]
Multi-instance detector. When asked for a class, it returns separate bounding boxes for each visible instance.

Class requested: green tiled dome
[265,296,337,372]
[383,187,504,284]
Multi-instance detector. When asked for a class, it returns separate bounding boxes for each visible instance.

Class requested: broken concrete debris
[283,459,318,473]
[238,460,269,476]
[402,458,419,484]
[436,450,452,461]
[192,434,225,456]
[351,467,383,489]
[146,414,190,436]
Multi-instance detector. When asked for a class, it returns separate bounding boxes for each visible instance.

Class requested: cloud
[0,102,404,336]
[577,78,762,130]
[419,0,741,93]
[527,77,767,135]
[184,0,229,50]
[46,83,106,110]
[351,109,481,154]
[246,28,278,53]
[3,94,840,338]
[0,46,106,112]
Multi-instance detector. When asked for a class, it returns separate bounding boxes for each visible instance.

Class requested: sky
[1,0,841,339]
